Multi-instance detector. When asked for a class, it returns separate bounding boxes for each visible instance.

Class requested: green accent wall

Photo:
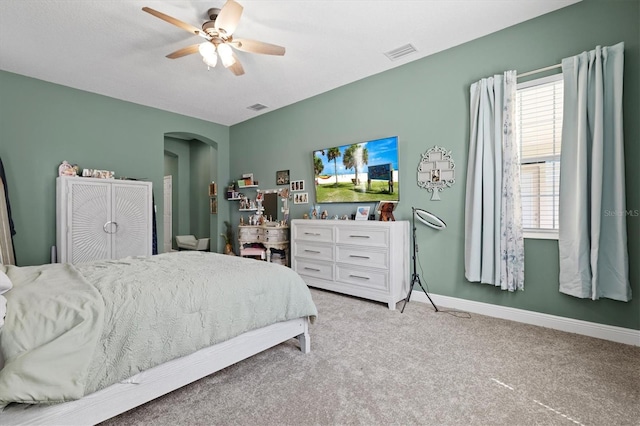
[229,0,639,329]
[0,72,232,265]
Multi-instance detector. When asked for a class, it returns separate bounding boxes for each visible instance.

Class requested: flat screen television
[313,136,399,203]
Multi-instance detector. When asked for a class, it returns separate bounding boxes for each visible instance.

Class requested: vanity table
[238,223,289,266]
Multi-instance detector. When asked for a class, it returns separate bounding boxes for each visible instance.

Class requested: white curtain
[465,70,524,291]
[559,42,631,301]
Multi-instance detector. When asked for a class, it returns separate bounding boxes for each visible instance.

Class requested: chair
[175,235,210,251]
[240,245,266,261]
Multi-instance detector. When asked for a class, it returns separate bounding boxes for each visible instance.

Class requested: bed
[0,251,317,425]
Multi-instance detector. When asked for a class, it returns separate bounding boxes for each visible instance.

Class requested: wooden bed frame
[1,317,310,425]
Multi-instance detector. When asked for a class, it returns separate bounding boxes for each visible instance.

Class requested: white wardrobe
[56,176,153,264]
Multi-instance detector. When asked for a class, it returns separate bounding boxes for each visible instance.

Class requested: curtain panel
[559,42,631,301]
[465,70,524,292]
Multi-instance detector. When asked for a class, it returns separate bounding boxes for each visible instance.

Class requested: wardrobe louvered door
[112,183,151,260]
[69,180,112,263]
[56,176,152,264]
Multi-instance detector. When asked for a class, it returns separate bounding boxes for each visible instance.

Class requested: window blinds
[516,75,563,231]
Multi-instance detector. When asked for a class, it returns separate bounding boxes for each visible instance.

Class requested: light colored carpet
[102,288,640,425]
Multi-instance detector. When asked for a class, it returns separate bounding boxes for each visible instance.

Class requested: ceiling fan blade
[227,53,245,76]
[233,39,285,56]
[142,7,205,38]
[215,0,243,36]
[166,44,200,59]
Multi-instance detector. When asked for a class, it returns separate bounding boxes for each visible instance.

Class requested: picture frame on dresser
[355,206,370,220]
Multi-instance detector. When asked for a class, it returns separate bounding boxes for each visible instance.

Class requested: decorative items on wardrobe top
[58,160,113,179]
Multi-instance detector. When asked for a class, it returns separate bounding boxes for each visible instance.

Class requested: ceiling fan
[142,0,285,76]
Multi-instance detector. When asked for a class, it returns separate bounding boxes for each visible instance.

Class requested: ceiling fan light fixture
[202,54,218,68]
[198,42,218,68]
[217,43,236,68]
[143,1,284,76]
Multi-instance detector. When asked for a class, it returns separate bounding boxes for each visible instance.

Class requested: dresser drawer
[294,259,334,280]
[336,246,388,269]
[262,227,288,242]
[293,224,334,243]
[238,226,260,239]
[336,226,388,248]
[294,242,334,262]
[336,265,388,291]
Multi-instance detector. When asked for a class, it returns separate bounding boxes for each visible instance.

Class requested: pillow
[0,270,11,295]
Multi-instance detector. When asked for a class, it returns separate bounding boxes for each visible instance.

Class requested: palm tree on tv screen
[326,147,341,187]
[343,144,368,186]
[313,155,324,177]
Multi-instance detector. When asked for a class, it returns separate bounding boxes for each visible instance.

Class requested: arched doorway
[163,133,218,252]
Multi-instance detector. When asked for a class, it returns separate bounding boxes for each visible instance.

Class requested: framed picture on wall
[210,198,218,214]
[294,192,309,204]
[276,170,290,185]
[290,180,304,192]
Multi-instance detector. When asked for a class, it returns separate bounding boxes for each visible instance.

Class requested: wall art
[417,146,455,201]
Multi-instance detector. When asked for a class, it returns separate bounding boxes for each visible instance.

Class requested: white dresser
[291,219,409,310]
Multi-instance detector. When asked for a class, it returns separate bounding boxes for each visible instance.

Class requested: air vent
[247,103,268,111]
[384,43,417,61]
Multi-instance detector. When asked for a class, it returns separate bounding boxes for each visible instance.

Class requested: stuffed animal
[379,202,395,221]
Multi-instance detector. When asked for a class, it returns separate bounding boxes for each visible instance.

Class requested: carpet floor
[102,288,640,426]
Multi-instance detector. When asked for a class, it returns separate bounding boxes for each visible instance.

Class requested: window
[516,74,563,239]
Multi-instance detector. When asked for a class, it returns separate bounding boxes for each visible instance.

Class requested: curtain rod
[517,63,561,78]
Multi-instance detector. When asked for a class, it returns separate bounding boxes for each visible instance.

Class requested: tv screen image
[313,136,399,203]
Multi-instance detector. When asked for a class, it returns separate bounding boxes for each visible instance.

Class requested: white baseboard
[408,291,640,347]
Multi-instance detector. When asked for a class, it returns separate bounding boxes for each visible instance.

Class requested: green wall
[229,0,639,329]
[0,72,232,265]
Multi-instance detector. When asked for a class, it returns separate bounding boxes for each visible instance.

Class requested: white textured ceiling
[0,0,580,126]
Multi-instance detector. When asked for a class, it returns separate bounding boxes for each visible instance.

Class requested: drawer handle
[349,235,370,238]
[349,274,370,280]
[304,249,321,253]
[349,255,370,259]
[304,232,321,236]
[304,267,321,272]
